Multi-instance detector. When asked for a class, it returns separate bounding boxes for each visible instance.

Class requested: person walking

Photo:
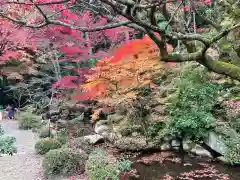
[6,105,16,120]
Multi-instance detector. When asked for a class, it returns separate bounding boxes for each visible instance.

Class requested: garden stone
[190,144,212,158]
[132,132,138,137]
[183,140,193,151]
[83,134,104,144]
[171,139,180,147]
[114,137,147,151]
[205,132,226,155]
[161,143,171,151]
[217,156,228,164]
[94,120,111,135]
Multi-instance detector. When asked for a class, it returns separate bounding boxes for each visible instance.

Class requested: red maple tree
[0,18,35,65]
[0,0,220,100]
[0,1,136,88]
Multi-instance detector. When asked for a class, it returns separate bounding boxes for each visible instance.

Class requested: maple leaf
[52,76,79,89]
[3,51,22,60]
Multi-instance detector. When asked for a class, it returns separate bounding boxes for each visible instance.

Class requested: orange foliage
[73,34,173,104]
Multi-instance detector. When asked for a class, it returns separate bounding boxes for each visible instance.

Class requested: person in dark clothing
[6,105,16,120]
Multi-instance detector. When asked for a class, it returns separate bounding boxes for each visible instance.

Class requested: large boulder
[190,144,212,158]
[94,119,122,141]
[114,136,161,151]
[205,132,227,155]
[114,137,148,151]
[94,120,111,135]
[83,134,104,144]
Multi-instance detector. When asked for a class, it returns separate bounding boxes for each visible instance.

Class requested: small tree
[168,66,221,141]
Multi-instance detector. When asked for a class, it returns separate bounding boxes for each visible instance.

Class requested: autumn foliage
[1,1,174,104]
[0,19,34,65]
[72,34,174,104]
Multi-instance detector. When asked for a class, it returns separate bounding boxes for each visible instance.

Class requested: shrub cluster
[43,148,87,177]
[86,148,120,180]
[0,125,17,155]
[17,107,42,130]
[35,138,61,155]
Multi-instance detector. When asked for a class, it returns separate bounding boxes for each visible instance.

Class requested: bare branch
[209,23,240,45]
[190,1,221,31]
[164,2,183,31]
[0,0,71,6]
[30,0,48,22]
[0,11,132,32]
[161,50,203,62]
[172,32,210,45]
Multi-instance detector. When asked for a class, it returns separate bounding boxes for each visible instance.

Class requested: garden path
[0,119,88,180]
[0,119,44,180]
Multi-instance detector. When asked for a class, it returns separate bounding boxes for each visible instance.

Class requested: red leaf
[3,51,22,60]
[61,46,89,56]
[52,76,79,89]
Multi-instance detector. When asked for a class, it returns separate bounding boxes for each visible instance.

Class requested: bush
[118,159,132,172]
[168,66,221,141]
[68,137,93,154]
[43,148,87,177]
[0,125,17,155]
[220,131,240,165]
[86,148,120,180]
[17,108,42,130]
[35,138,61,155]
[0,136,17,155]
[39,127,53,138]
[56,128,68,144]
[69,113,84,124]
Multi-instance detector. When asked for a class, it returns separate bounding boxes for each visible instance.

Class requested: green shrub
[17,108,42,130]
[230,118,240,134]
[168,67,221,141]
[86,148,120,180]
[0,136,17,154]
[35,138,61,155]
[56,128,68,144]
[68,137,93,154]
[69,113,84,124]
[39,127,53,138]
[43,148,87,177]
[0,125,17,155]
[220,132,240,165]
[118,159,132,172]
[146,122,167,141]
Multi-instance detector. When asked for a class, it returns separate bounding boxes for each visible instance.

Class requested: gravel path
[0,120,88,180]
[0,120,44,180]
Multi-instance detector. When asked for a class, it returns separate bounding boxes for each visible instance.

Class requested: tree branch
[161,50,203,62]
[0,0,71,6]
[30,0,48,22]
[199,55,240,81]
[0,12,132,31]
[209,23,240,45]
[190,1,222,31]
